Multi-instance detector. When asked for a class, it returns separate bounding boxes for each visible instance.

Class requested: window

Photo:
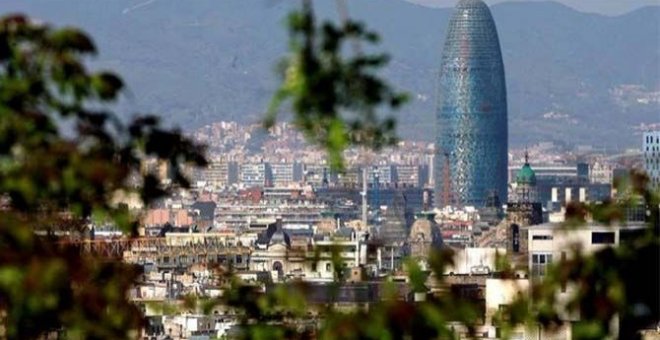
[511,224,520,253]
[532,235,553,240]
[592,232,615,244]
[498,304,511,322]
[531,253,552,277]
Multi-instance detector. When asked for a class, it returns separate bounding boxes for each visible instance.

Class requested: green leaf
[48,28,96,54]
[91,72,123,100]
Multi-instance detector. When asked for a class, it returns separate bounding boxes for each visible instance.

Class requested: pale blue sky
[405,0,660,15]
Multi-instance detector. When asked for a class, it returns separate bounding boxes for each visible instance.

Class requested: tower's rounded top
[456,0,489,9]
[441,0,502,66]
[452,0,493,21]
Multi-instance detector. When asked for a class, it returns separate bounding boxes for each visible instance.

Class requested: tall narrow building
[644,131,660,189]
[435,0,508,207]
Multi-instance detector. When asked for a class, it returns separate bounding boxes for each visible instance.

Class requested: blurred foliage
[0,2,658,340]
[0,14,205,338]
[524,170,660,340]
[266,0,408,170]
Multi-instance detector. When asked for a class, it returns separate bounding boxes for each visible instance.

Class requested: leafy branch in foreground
[0,14,206,338]
[524,170,659,340]
[266,0,408,170]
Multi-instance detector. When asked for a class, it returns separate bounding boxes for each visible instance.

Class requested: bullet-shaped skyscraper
[435,0,508,207]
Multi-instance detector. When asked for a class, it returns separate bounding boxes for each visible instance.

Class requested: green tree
[266,0,407,170]
[0,14,205,338]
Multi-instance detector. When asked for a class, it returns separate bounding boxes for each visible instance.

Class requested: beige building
[526,222,643,279]
[249,236,368,282]
[524,222,646,338]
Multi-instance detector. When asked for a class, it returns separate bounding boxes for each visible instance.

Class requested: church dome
[515,153,536,185]
[409,212,442,248]
[516,163,536,185]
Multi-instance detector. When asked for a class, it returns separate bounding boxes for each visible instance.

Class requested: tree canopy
[0,14,205,338]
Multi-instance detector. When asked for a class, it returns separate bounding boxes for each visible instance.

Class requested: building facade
[435,0,508,208]
[270,163,296,187]
[396,164,430,188]
[240,163,272,188]
[644,131,660,188]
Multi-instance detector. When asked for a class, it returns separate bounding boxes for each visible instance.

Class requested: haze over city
[0,0,657,149]
[406,0,660,15]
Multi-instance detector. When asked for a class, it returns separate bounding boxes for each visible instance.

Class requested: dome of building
[263,217,291,249]
[515,153,536,186]
[409,212,442,248]
[269,228,291,248]
[516,164,536,185]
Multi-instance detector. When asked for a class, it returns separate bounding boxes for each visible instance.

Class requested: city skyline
[0,2,655,339]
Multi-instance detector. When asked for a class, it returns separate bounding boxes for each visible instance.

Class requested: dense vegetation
[0,14,205,337]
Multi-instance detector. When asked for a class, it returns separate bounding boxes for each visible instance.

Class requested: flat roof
[525,221,648,231]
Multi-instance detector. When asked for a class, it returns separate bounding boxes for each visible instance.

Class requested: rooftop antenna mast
[442,151,452,208]
[362,164,368,229]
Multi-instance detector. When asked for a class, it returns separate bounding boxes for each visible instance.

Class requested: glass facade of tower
[435,0,508,207]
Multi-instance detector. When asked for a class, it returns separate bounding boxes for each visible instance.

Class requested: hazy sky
[405,0,660,16]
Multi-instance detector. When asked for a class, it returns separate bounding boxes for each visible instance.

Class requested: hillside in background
[0,0,658,149]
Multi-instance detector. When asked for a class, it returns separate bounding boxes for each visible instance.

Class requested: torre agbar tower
[435,0,508,208]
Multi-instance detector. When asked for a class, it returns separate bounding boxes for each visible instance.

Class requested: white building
[527,222,644,278]
[589,160,613,185]
[396,164,430,188]
[524,222,646,338]
[368,165,397,186]
[240,163,272,188]
[162,314,216,339]
[445,247,505,275]
[643,131,660,188]
[249,235,369,282]
[198,160,238,188]
[269,162,303,187]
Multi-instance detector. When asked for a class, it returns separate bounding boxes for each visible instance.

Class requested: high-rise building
[644,131,660,188]
[396,165,430,188]
[270,163,296,187]
[368,165,397,187]
[199,160,239,188]
[240,163,272,188]
[435,0,508,207]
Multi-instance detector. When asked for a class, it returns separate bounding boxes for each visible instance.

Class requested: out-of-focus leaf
[91,72,123,100]
[47,28,96,54]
